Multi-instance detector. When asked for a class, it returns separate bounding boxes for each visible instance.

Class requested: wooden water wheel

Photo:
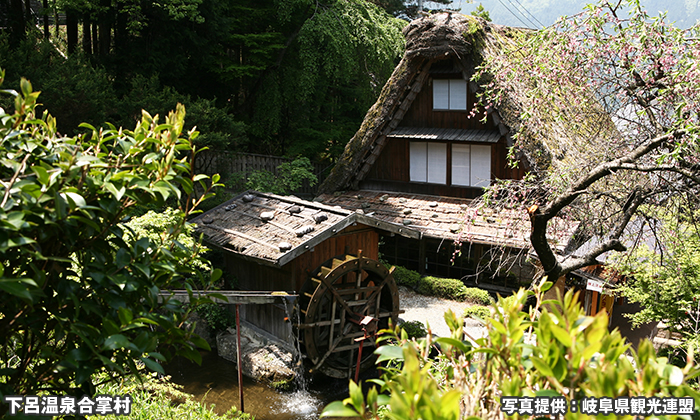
[297,253,400,378]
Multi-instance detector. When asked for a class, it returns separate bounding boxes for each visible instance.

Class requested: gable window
[433,79,467,110]
[410,141,491,187]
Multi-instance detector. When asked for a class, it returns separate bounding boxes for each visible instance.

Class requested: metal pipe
[236,304,244,412]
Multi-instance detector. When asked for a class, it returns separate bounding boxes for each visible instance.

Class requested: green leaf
[531,356,555,378]
[115,248,131,269]
[190,334,212,351]
[103,334,130,350]
[374,344,404,363]
[31,166,49,185]
[320,401,361,418]
[549,323,572,347]
[0,278,38,301]
[435,337,472,353]
[141,357,165,374]
[348,380,364,413]
[118,307,133,326]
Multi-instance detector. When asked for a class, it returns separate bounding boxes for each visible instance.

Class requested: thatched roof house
[312,12,611,285]
[317,12,617,195]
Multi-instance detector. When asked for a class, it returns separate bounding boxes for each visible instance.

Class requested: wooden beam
[159,290,298,305]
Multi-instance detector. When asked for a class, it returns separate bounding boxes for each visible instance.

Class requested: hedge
[464,305,492,320]
[391,265,422,289]
[388,263,495,304]
[417,276,495,304]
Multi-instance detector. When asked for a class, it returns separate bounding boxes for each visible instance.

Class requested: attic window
[433,79,467,110]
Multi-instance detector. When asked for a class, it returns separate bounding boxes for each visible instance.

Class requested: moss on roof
[317,12,619,195]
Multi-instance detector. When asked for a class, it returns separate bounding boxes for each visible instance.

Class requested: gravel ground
[397,286,488,341]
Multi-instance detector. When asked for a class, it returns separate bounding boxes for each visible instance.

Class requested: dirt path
[398,286,487,340]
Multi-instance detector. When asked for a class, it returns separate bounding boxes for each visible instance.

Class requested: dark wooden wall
[360,73,526,197]
[226,224,380,341]
[402,74,492,130]
[362,136,525,198]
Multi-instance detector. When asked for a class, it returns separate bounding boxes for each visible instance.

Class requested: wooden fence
[194,150,331,196]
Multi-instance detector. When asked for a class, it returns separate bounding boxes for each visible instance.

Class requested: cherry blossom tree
[472,0,700,281]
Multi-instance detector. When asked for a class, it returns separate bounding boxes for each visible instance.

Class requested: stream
[167,352,351,420]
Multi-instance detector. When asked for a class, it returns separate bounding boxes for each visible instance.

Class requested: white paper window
[470,145,491,187]
[427,143,446,184]
[432,79,467,110]
[410,142,446,184]
[433,80,450,110]
[411,141,489,187]
[410,142,427,182]
[451,144,471,186]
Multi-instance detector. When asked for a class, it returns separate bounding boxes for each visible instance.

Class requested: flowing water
[167,352,350,420]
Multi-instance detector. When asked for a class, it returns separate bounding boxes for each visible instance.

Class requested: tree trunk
[54,5,59,38]
[82,15,92,54]
[23,0,31,23]
[66,7,78,55]
[43,0,49,39]
[96,0,111,56]
[114,6,127,53]
[92,18,99,55]
[9,0,25,46]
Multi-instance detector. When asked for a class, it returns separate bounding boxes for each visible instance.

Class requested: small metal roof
[190,191,418,266]
[387,127,501,143]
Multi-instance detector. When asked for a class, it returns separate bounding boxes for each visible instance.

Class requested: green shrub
[417,276,495,304]
[322,280,700,420]
[92,372,251,420]
[462,288,495,305]
[391,265,422,289]
[464,305,491,320]
[400,320,427,339]
[197,304,236,335]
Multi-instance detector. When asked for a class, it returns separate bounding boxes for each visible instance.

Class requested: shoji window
[451,144,491,187]
[411,142,490,187]
[433,79,467,110]
[410,142,446,184]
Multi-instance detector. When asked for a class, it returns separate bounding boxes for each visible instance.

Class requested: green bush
[464,305,491,320]
[417,276,494,304]
[322,280,700,420]
[391,265,422,289]
[400,320,427,339]
[197,304,236,335]
[462,288,495,305]
[91,372,251,420]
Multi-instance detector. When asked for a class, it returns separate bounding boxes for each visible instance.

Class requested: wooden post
[235,304,244,413]
[418,238,426,275]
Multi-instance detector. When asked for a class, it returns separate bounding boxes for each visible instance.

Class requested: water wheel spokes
[297,253,399,378]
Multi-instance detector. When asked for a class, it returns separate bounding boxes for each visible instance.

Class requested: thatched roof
[190,191,419,266]
[317,12,618,195]
[317,190,578,252]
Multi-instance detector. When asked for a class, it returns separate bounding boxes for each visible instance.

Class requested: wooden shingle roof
[190,191,419,266]
[317,190,578,252]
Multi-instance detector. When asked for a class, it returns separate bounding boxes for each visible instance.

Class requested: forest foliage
[0,0,408,163]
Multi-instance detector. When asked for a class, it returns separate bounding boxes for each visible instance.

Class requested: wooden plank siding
[401,74,494,130]
[360,73,526,196]
[361,136,524,198]
[226,224,380,341]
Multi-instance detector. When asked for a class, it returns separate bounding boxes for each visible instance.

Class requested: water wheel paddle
[297,253,400,378]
